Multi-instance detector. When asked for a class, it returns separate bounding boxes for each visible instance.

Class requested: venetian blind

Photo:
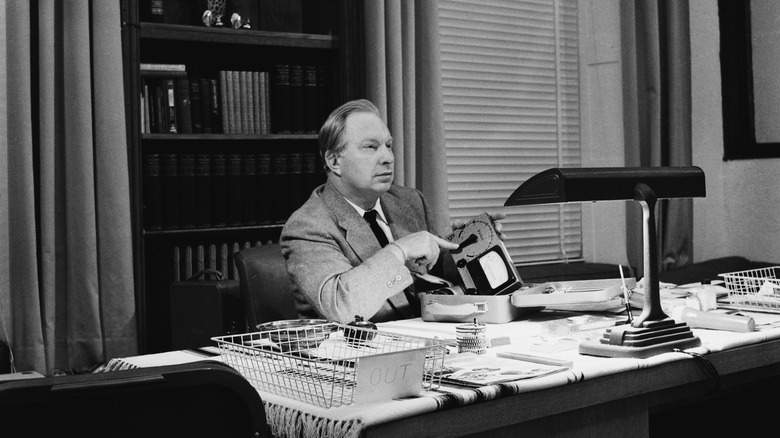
[438,0,582,265]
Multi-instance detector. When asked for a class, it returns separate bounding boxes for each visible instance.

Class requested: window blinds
[438,0,582,265]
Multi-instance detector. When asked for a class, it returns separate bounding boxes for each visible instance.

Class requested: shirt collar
[344,197,388,225]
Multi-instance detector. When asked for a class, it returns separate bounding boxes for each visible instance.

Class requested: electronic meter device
[446,212,523,295]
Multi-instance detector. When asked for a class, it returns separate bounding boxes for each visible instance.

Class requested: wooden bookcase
[120,0,364,353]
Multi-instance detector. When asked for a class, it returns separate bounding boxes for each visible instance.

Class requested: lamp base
[578,318,701,359]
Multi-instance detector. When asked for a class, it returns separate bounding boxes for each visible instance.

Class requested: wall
[580,0,780,268]
[691,1,780,264]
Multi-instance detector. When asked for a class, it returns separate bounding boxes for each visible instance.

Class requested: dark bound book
[219,71,231,134]
[189,78,203,133]
[194,154,212,227]
[199,77,212,133]
[226,153,243,226]
[270,65,292,134]
[303,65,319,133]
[161,154,180,229]
[271,154,290,223]
[256,153,273,224]
[289,65,306,134]
[163,78,177,133]
[241,154,258,225]
[211,154,228,227]
[316,65,332,128]
[301,152,319,202]
[288,153,304,213]
[209,78,223,134]
[174,78,193,134]
[178,154,196,228]
[143,153,163,230]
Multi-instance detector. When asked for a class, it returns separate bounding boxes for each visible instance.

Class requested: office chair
[234,243,299,331]
[0,361,267,438]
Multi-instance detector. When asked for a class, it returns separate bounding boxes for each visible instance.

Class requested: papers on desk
[439,352,569,388]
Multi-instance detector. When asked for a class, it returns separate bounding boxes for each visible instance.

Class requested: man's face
[328,111,394,208]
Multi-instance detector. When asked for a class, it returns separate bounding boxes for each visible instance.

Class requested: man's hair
[319,99,381,172]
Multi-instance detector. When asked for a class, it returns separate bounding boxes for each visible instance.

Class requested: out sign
[354,349,426,404]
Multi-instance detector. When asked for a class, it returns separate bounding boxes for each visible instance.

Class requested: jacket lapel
[321,182,382,263]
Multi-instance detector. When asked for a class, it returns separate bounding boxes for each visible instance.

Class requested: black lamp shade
[504,167,706,206]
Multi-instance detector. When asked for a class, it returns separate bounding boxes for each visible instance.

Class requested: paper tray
[510,278,632,308]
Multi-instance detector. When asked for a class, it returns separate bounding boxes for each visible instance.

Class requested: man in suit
[280,99,463,323]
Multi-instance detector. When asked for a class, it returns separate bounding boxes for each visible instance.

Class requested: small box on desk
[170,269,242,350]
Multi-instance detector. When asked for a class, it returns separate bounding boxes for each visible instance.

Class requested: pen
[619,265,633,324]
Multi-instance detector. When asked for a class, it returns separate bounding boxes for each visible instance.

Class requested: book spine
[230,70,241,135]
[271,64,292,134]
[143,80,152,133]
[211,154,227,227]
[226,153,243,225]
[174,77,193,134]
[189,77,203,133]
[241,154,258,225]
[139,63,186,71]
[271,154,289,223]
[252,71,261,134]
[149,0,164,23]
[143,153,163,230]
[259,71,269,134]
[199,77,212,133]
[288,152,304,213]
[164,78,177,133]
[256,153,272,224]
[219,71,230,134]
[153,80,165,133]
[316,65,331,128]
[289,64,306,134]
[161,153,180,229]
[210,78,222,134]
[178,153,196,228]
[194,153,212,227]
[239,70,250,134]
[303,65,319,133]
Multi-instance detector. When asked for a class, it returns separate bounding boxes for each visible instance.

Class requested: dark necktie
[363,209,415,319]
[363,210,389,247]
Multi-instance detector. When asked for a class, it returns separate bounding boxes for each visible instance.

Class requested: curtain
[621,0,693,277]
[0,1,136,375]
[364,0,451,235]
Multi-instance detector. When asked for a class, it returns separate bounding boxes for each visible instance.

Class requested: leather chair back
[234,243,298,330]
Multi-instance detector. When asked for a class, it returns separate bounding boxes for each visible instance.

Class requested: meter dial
[449,215,500,261]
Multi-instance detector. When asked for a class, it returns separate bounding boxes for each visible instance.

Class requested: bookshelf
[121,0,364,353]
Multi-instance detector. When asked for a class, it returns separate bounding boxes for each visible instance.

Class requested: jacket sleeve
[280,207,414,323]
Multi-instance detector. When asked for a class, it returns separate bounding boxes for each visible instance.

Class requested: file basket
[719,266,780,313]
[212,322,446,408]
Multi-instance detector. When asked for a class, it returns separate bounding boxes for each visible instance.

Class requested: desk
[105,313,780,438]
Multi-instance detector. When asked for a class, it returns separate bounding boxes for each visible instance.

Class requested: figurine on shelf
[201,0,226,27]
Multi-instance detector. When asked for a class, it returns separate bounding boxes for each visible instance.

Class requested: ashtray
[255,319,338,352]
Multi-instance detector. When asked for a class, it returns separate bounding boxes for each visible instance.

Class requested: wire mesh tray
[212,321,446,408]
[719,266,780,313]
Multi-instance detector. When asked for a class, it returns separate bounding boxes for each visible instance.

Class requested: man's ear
[325,151,341,176]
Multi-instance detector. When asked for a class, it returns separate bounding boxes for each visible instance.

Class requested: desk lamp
[505,167,705,358]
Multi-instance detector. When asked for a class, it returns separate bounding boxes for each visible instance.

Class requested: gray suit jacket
[280,181,455,322]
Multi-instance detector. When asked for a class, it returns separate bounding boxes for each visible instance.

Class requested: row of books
[139,64,330,135]
[143,152,324,231]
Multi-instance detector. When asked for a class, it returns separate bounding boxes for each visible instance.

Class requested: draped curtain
[621,0,693,277]
[363,0,451,235]
[0,1,137,375]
